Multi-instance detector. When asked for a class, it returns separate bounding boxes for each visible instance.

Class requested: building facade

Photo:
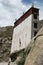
[11,6,39,54]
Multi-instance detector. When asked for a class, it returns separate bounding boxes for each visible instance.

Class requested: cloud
[0,0,30,27]
[0,0,43,27]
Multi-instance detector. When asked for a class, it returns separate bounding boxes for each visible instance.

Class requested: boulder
[24,27,43,65]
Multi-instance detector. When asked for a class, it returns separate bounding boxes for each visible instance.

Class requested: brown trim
[14,7,39,28]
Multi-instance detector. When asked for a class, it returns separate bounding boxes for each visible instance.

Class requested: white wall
[11,15,32,53]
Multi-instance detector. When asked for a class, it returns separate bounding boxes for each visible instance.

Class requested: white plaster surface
[11,15,32,53]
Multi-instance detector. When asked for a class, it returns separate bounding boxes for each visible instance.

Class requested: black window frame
[34,14,37,19]
[34,22,37,28]
[34,31,37,36]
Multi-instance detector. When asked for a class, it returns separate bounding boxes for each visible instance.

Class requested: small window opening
[34,31,37,36]
[34,14,37,19]
[34,22,37,28]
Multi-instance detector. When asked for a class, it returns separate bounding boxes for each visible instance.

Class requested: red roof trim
[14,7,39,28]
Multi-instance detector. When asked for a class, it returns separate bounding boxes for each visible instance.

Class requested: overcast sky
[0,0,43,27]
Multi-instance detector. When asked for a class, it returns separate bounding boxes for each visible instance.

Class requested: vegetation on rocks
[0,20,43,64]
[15,27,43,65]
[0,26,13,62]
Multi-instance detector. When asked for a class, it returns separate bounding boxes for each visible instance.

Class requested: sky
[0,0,43,27]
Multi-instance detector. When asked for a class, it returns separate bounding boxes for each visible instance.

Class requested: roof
[14,7,39,28]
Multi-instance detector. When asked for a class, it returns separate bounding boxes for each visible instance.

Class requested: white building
[10,6,39,59]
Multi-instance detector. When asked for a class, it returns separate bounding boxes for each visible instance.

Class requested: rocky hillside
[14,27,43,65]
[24,27,43,65]
[39,20,43,29]
[0,26,13,38]
[0,26,13,62]
[0,20,43,63]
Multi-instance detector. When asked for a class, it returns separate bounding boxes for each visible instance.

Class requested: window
[19,38,21,47]
[34,31,37,36]
[34,14,37,19]
[34,22,37,28]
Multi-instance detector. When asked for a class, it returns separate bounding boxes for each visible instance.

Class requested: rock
[24,27,43,65]
[0,26,13,62]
